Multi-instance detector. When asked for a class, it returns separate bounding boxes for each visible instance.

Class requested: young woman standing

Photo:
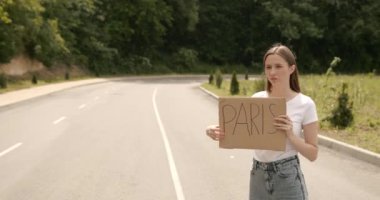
[206,43,319,200]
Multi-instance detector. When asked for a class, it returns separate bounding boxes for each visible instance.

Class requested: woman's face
[264,54,294,87]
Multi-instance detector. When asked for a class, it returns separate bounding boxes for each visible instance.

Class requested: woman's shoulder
[251,91,268,97]
[297,93,316,106]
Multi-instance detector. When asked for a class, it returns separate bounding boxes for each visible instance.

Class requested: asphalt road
[0,77,379,200]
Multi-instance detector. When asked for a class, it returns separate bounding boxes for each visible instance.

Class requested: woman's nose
[269,68,276,75]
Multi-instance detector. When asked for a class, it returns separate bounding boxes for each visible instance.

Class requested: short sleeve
[302,99,318,125]
[251,91,267,98]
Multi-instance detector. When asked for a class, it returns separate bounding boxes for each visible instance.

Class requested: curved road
[0,77,379,200]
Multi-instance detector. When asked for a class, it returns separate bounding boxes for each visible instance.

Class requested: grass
[202,74,380,153]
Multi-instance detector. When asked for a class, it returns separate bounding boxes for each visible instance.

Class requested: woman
[206,43,318,200]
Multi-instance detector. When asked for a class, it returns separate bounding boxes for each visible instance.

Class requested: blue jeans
[249,155,308,200]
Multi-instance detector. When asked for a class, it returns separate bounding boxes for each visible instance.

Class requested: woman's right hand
[206,125,225,141]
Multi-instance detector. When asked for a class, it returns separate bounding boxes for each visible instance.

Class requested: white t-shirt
[252,91,318,162]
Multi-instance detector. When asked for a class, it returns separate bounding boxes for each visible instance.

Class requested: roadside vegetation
[0,68,92,94]
[1,1,380,76]
[202,73,380,153]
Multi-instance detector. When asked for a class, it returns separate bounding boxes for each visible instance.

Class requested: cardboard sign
[219,97,286,151]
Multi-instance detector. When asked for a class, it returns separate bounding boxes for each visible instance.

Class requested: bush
[126,55,153,74]
[215,69,223,89]
[32,74,38,84]
[65,72,70,80]
[230,71,239,95]
[208,73,214,84]
[328,82,354,129]
[172,48,198,71]
[0,73,7,89]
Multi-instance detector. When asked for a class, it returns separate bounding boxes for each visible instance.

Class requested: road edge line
[152,88,185,200]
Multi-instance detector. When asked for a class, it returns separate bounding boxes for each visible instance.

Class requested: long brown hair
[263,43,301,93]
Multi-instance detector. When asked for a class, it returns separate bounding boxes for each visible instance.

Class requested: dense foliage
[1,0,379,74]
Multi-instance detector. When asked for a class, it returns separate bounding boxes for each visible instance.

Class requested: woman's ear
[289,65,296,74]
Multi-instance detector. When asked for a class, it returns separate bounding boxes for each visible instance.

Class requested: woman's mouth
[269,77,278,82]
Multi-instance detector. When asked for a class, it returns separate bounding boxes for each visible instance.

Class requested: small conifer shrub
[32,74,38,84]
[230,71,239,95]
[208,73,214,84]
[215,69,223,89]
[328,83,354,129]
[65,72,70,80]
[0,73,7,89]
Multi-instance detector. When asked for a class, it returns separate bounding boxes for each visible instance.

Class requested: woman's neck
[269,87,298,101]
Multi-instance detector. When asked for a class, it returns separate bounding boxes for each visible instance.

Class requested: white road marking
[53,116,66,125]
[0,143,23,158]
[78,104,86,109]
[152,88,185,200]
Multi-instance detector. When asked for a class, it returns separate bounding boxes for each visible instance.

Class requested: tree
[0,0,12,24]
[1,0,380,74]
[194,0,242,64]
[42,0,114,71]
[0,0,70,66]
[162,0,199,51]
[312,0,380,73]
[0,0,27,62]
[103,0,172,56]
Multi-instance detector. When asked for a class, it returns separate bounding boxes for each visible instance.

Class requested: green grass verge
[202,74,380,153]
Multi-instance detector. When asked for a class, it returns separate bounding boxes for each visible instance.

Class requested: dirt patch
[0,55,90,80]
[0,55,44,75]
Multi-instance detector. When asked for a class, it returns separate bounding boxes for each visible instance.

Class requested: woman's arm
[274,116,319,161]
[288,122,319,161]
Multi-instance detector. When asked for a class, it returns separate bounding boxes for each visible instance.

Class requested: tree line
[1,0,379,75]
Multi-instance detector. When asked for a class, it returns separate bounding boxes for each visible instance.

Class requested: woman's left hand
[274,115,294,137]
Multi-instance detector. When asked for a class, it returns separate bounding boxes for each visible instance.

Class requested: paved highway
[0,77,379,199]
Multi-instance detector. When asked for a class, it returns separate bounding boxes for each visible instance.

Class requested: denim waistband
[253,155,299,172]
